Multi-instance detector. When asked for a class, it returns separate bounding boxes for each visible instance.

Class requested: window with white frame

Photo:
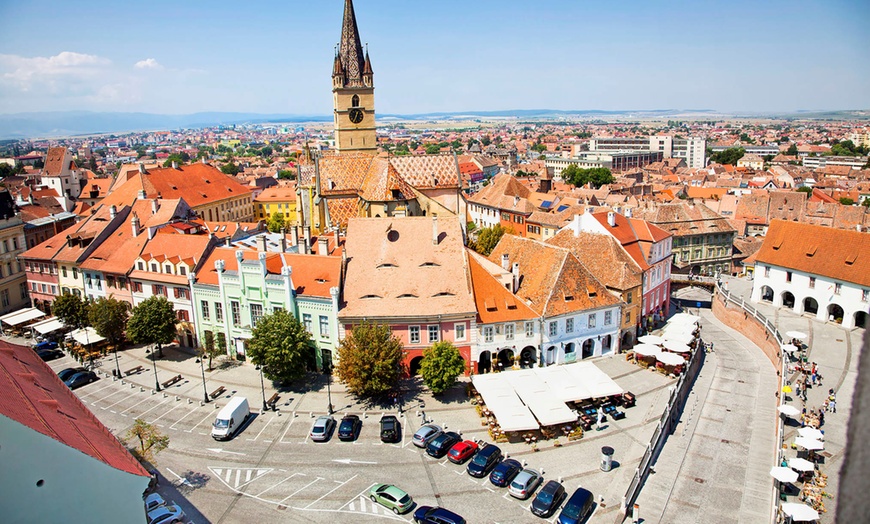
[215,302,224,323]
[588,314,596,329]
[548,321,557,337]
[319,315,329,338]
[834,283,842,295]
[565,318,574,333]
[231,301,241,325]
[250,304,263,325]
[409,325,420,344]
[428,325,439,343]
[605,310,612,325]
[454,322,466,341]
[863,289,869,302]
[504,323,514,340]
[525,321,534,337]
[302,313,312,333]
[201,300,210,320]
[483,326,494,343]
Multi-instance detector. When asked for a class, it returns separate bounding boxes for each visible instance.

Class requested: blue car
[557,487,594,524]
[65,370,98,389]
[413,506,465,524]
[34,340,59,351]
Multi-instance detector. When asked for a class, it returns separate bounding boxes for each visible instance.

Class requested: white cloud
[134,58,163,70]
[0,51,111,90]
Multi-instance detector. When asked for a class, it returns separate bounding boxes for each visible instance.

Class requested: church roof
[338,0,367,87]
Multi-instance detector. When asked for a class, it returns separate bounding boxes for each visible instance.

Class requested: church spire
[338,0,367,87]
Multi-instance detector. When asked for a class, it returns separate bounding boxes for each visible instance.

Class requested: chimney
[138,189,147,200]
[625,207,632,218]
[109,205,117,219]
[335,228,341,248]
[318,237,329,256]
[151,199,159,215]
[607,211,616,227]
[303,226,311,254]
[201,156,207,164]
[291,226,299,247]
[138,163,146,174]
[514,195,520,207]
[147,227,154,240]
[280,228,287,252]
[225,236,232,247]
[131,213,139,237]
[432,215,438,245]
[256,235,267,252]
[171,161,178,169]
[511,262,520,293]
[501,253,510,271]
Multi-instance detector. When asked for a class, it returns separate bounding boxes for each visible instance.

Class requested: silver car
[412,424,443,448]
[310,415,336,442]
[144,493,167,512]
[147,503,185,524]
[509,468,543,499]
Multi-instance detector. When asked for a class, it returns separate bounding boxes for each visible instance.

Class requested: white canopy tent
[785,331,808,341]
[638,335,664,345]
[533,365,593,403]
[781,344,799,354]
[770,466,799,483]
[561,362,624,399]
[30,317,66,335]
[504,370,577,426]
[780,502,819,521]
[777,405,801,417]
[1,307,45,327]
[68,327,106,346]
[657,352,686,366]
[633,344,661,357]
[794,437,824,451]
[663,333,695,346]
[663,340,691,353]
[788,458,815,473]
[471,374,538,432]
[798,427,824,441]
[670,312,700,324]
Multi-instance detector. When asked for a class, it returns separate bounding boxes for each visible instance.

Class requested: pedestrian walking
[795,382,801,400]
[596,410,604,431]
[818,410,825,427]
[829,396,836,413]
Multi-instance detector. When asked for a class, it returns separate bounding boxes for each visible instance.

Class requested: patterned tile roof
[326,197,360,229]
[634,202,736,237]
[389,154,460,189]
[547,229,643,291]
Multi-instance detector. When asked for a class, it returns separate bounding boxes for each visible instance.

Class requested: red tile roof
[0,340,150,478]
[468,252,537,324]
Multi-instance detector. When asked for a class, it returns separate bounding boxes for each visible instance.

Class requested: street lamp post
[147,346,161,392]
[113,344,122,379]
[325,364,334,415]
[256,365,267,412]
[195,356,209,404]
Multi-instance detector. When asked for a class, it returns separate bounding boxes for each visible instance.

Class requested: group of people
[791,362,838,429]
[791,362,822,403]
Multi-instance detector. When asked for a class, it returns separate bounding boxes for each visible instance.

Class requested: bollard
[176,396,180,401]
[151,389,155,395]
[121,380,125,385]
[632,503,640,523]
[188,398,192,404]
[200,401,204,407]
[163,392,168,398]
[309,412,314,418]
[293,411,297,418]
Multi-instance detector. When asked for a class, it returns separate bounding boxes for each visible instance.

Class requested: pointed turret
[362,47,373,87]
[338,0,366,87]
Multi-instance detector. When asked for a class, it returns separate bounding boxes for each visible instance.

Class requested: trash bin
[600,446,614,472]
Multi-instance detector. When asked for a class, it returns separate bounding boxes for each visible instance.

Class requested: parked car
[57,367,86,382]
[466,444,502,478]
[34,340,59,351]
[413,505,466,524]
[338,414,362,441]
[369,483,414,514]
[144,493,167,512]
[531,480,566,518]
[380,415,401,443]
[146,503,185,524]
[557,487,594,524]
[447,440,479,464]
[509,468,543,499]
[412,424,443,448]
[426,431,461,458]
[36,348,64,361]
[310,415,336,442]
[64,370,97,389]
[489,458,522,487]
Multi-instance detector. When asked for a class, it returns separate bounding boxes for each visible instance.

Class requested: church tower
[333,0,376,153]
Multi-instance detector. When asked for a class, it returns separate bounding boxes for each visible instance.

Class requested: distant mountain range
[1,109,867,140]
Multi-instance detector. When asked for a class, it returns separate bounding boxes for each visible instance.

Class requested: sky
[1,0,868,116]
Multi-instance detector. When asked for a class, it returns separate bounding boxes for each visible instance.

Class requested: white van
[211,396,250,440]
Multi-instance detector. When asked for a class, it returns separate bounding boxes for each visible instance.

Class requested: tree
[335,321,405,397]
[473,224,508,256]
[266,212,287,232]
[786,144,799,156]
[200,331,220,371]
[796,186,813,195]
[425,143,442,155]
[125,419,169,464]
[277,169,296,180]
[709,147,745,165]
[88,156,98,172]
[127,296,177,357]
[162,152,189,167]
[839,197,855,206]
[88,297,129,348]
[260,146,273,157]
[52,293,90,329]
[221,161,239,175]
[247,310,312,383]
[419,341,465,394]
[562,165,614,189]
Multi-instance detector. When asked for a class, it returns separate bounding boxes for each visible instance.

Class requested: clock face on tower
[348,108,364,124]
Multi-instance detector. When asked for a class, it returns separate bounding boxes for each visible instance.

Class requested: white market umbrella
[788,457,815,473]
[794,437,824,451]
[770,466,799,483]
[663,340,691,353]
[671,312,700,323]
[638,335,664,345]
[633,344,661,357]
[781,344,799,354]
[798,427,824,441]
[786,331,808,341]
[781,502,820,521]
[663,333,695,346]
[657,352,686,366]
[777,405,801,417]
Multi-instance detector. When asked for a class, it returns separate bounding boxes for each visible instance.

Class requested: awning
[503,370,577,426]
[670,312,700,324]
[30,317,66,335]
[798,427,824,441]
[780,502,819,522]
[471,374,538,432]
[770,466,798,483]
[657,352,685,366]
[561,362,623,399]
[69,327,106,346]
[633,344,661,357]
[638,335,664,345]
[1,308,45,327]
[777,405,800,417]
[793,437,824,451]
[663,340,691,353]
[788,458,815,472]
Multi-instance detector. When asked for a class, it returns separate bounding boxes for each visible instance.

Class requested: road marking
[332,458,377,465]
[121,395,163,415]
[248,414,276,441]
[278,416,296,443]
[130,396,171,417]
[169,405,201,429]
[304,474,357,509]
[278,477,323,504]
[149,400,187,424]
[206,448,246,456]
[187,410,216,433]
[88,384,124,402]
[99,390,137,409]
[454,470,464,475]
[166,468,191,486]
[255,472,304,498]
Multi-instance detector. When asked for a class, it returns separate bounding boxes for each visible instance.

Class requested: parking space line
[247,414,276,441]
[83,382,120,401]
[187,410,217,433]
[304,474,357,509]
[149,400,186,424]
[340,482,377,510]
[98,389,136,409]
[121,395,162,415]
[278,416,295,443]
[128,396,171,417]
[169,405,201,429]
[279,477,323,504]
[255,473,305,498]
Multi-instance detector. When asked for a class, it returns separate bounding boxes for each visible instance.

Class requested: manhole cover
[694,478,706,484]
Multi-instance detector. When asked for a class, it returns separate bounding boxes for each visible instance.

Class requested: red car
[447,440,479,464]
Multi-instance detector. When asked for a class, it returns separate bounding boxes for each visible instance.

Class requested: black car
[58,367,87,382]
[338,414,362,441]
[380,415,401,443]
[426,431,461,458]
[557,487,594,524]
[36,348,64,361]
[466,443,502,478]
[489,458,522,487]
[65,370,98,390]
[531,480,566,518]
[413,505,466,524]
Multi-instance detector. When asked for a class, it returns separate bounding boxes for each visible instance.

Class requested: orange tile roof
[102,163,252,209]
[547,229,642,290]
[468,252,537,324]
[755,219,870,287]
[254,186,297,203]
[42,147,68,177]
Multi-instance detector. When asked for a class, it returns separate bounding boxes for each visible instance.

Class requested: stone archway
[581,339,594,359]
[520,346,536,367]
[781,291,795,309]
[760,286,774,302]
[855,311,868,329]
[478,351,491,374]
[827,304,844,324]
[804,297,819,315]
[600,334,612,355]
[621,332,633,349]
[496,348,514,370]
[409,356,424,376]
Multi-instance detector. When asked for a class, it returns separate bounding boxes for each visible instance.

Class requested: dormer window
[150,263,158,272]
[165,264,173,274]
